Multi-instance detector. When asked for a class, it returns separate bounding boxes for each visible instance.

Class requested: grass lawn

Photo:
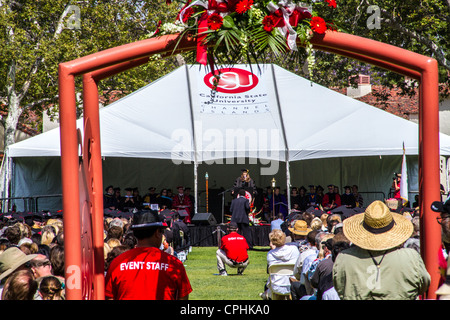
[183,246,270,300]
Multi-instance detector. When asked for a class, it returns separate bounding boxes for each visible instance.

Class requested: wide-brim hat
[343,200,413,251]
[0,247,38,281]
[131,210,167,230]
[288,220,312,236]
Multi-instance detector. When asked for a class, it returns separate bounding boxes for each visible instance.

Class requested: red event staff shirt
[220,231,249,263]
[105,247,192,300]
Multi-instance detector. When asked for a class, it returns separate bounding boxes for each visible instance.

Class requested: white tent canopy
[9,64,450,159]
[6,64,450,212]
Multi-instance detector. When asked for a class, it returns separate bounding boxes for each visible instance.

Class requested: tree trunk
[0,90,23,209]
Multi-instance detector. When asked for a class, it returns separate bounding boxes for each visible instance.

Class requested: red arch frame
[58,32,441,299]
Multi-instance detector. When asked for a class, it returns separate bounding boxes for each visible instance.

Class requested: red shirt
[105,247,192,300]
[220,232,249,263]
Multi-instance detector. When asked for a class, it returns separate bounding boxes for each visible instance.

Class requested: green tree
[0,0,181,198]
[310,0,449,94]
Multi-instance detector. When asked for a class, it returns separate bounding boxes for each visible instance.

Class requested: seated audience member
[322,185,341,210]
[333,200,430,300]
[326,214,342,232]
[261,229,300,300]
[310,217,323,231]
[271,213,284,231]
[0,247,38,296]
[119,188,139,211]
[309,239,350,300]
[216,222,249,276]
[1,269,37,300]
[341,186,356,208]
[352,185,364,207]
[157,189,173,210]
[290,230,319,300]
[171,213,190,253]
[286,220,312,251]
[38,275,64,300]
[104,185,118,210]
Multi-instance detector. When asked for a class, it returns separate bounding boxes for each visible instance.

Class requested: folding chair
[268,263,295,300]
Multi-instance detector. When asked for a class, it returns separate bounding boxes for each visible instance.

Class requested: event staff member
[216,222,249,276]
[105,210,193,300]
[172,186,192,223]
[233,169,256,196]
[230,189,253,248]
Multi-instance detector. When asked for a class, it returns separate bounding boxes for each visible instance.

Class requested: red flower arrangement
[235,0,253,14]
[160,0,338,67]
[310,16,327,34]
[325,0,337,8]
[262,15,276,32]
[207,12,224,30]
[182,7,195,23]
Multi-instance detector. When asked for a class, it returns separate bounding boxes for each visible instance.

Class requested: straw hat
[288,220,312,236]
[343,200,413,251]
[0,247,38,281]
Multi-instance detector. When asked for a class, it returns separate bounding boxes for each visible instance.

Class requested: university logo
[204,68,259,94]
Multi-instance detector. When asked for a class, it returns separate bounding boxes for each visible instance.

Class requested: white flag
[400,143,409,205]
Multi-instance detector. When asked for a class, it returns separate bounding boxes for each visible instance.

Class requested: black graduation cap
[104,209,118,218]
[353,207,365,213]
[177,209,189,217]
[160,209,174,219]
[12,212,24,222]
[119,211,134,219]
[431,201,450,216]
[53,210,63,218]
[32,212,44,222]
[305,206,316,213]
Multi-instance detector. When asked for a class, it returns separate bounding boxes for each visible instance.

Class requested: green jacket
[333,246,430,300]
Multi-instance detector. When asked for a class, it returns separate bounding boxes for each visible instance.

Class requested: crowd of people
[0,213,65,300]
[259,199,433,300]
[103,185,195,223]
[259,184,364,222]
[0,203,194,300]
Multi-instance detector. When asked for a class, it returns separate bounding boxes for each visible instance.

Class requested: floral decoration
[156,0,338,77]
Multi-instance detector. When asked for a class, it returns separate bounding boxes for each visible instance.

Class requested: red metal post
[58,67,83,300]
[419,60,442,299]
[82,74,105,300]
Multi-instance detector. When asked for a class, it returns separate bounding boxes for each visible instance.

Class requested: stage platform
[187,224,271,247]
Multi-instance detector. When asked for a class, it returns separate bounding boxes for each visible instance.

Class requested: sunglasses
[32,260,51,268]
[437,216,450,225]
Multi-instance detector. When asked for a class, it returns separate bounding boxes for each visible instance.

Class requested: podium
[232,187,255,201]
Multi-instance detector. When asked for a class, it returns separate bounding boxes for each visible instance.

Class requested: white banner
[197,66,270,115]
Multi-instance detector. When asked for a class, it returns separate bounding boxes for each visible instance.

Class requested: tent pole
[286,159,291,213]
[184,65,199,217]
[270,64,291,215]
[194,162,198,214]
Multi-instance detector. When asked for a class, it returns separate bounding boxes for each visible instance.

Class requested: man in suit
[230,189,252,248]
